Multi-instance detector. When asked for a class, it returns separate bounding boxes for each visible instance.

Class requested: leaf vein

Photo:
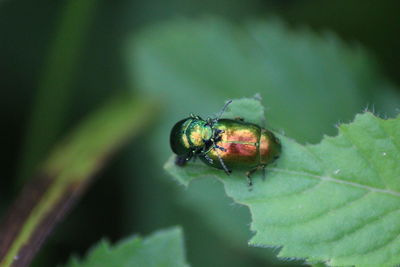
[270,168,400,197]
[359,216,400,258]
[376,118,400,154]
[244,180,321,204]
[340,127,388,190]
[315,203,400,247]
[262,190,369,227]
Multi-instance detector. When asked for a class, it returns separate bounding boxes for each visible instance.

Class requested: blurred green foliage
[0,0,399,266]
[66,227,188,267]
[18,0,98,185]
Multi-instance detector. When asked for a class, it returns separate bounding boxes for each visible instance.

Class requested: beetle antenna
[215,100,232,122]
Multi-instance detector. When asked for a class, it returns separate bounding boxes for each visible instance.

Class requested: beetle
[169,100,281,186]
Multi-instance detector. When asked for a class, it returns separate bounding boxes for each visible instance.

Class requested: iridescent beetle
[169,100,281,186]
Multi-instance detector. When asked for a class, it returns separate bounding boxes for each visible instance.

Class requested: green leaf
[165,97,400,266]
[66,227,189,267]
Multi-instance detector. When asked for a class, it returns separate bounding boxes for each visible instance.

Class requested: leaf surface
[165,98,400,266]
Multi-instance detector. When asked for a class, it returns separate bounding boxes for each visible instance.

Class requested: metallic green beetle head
[170,116,213,159]
[170,100,232,166]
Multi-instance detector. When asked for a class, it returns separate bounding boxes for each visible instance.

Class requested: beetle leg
[203,154,213,164]
[245,169,256,183]
[214,148,231,175]
[175,155,188,166]
[213,129,223,137]
[218,156,231,175]
[184,150,197,162]
[246,167,264,187]
[214,145,227,152]
[245,165,266,187]
[246,175,253,187]
[244,170,254,191]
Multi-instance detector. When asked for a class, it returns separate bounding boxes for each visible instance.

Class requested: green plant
[1,15,399,267]
[166,97,400,266]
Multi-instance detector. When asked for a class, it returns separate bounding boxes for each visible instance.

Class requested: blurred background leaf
[0,0,399,266]
[0,93,157,267]
[17,0,98,185]
[66,227,188,267]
